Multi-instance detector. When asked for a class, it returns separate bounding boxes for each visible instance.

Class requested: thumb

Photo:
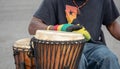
[73,27,91,41]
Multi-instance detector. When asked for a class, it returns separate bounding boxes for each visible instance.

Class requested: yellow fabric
[65,5,77,24]
[73,27,91,41]
[57,25,63,31]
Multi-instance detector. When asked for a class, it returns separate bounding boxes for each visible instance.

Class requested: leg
[78,54,88,69]
[83,43,120,69]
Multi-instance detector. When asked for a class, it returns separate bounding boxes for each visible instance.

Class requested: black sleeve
[33,0,57,25]
[102,0,120,25]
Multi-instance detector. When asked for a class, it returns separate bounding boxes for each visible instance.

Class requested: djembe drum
[13,38,36,69]
[30,30,86,69]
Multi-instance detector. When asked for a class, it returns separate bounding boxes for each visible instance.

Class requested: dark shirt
[33,0,119,44]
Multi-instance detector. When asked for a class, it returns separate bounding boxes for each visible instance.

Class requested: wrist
[47,25,54,30]
[54,24,72,31]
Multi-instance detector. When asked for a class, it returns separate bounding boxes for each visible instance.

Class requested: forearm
[107,20,120,41]
[28,17,53,35]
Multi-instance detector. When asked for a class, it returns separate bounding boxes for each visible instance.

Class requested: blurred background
[0,0,120,69]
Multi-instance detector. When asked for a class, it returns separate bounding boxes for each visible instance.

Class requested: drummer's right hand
[73,26,91,41]
[51,24,83,32]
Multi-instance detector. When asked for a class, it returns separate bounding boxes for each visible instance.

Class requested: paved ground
[0,0,120,69]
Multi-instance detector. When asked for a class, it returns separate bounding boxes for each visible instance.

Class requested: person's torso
[51,0,105,43]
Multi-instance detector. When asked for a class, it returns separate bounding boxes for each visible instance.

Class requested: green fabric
[61,24,72,31]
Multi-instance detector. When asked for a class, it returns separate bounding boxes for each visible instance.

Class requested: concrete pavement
[0,0,120,69]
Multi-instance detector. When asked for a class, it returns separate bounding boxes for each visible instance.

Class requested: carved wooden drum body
[31,30,86,69]
[13,38,35,69]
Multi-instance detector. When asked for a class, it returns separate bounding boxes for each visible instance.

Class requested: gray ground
[0,0,120,69]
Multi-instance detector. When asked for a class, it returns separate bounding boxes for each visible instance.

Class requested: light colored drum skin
[32,30,85,69]
[35,30,85,41]
[13,38,35,69]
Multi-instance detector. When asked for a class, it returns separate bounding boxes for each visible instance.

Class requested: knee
[84,44,119,68]
[96,50,118,64]
[102,52,118,63]
[88,46,118,63]
[88,49,119,68]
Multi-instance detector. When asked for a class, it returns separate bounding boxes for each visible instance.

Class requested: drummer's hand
[53,24,82,32]
[73,26,91,41]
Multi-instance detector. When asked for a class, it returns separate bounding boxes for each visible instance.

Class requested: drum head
[14,38,30,49]
[35,30,85,41]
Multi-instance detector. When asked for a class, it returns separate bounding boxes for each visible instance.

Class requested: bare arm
[28,17,53,35]
[107,20,120,41]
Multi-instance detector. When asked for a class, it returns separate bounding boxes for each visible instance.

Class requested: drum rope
[28,37,35,57]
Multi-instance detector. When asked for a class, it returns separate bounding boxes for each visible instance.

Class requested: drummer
[28,0,120,69]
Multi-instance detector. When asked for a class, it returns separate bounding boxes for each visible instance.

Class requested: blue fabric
[78,43,120,69]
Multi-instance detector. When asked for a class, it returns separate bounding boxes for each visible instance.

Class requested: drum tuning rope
[28,37,35,57]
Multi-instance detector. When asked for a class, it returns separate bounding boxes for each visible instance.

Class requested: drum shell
[32,38,85,69]
[13,38,36,69]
